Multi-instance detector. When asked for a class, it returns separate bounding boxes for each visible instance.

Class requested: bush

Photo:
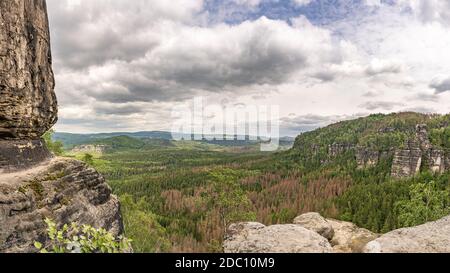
[395,181,450,228]
[43,129,64,156]
[34,218,132,253]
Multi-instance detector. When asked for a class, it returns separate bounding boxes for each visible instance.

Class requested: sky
[47,0,450,136]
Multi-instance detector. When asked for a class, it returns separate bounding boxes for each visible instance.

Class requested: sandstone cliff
[0,0,57,140]
[0,158,122,253]
[0,0,123,253]
[224,212,450,253]
[326,124,449,179]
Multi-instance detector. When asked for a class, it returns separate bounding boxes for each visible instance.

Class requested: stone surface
[328,143,355,158]
[391,138,422,178]
[223,222,333,253]
[0,0,57,139]
[71,145,109,154]
[363,216,450,253]
[0,158,123,253]
[327,219,377,253]
[293,212,334,240]
[0,139,52,173]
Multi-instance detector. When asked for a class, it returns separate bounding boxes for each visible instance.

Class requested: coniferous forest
[50,112,450,253]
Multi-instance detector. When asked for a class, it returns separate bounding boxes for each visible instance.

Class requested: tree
[43,129,64,156]
[395,181,450,228]
[82,153,94,166]
[207,169,256,232]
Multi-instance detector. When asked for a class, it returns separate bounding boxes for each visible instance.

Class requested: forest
[48,112,450,253]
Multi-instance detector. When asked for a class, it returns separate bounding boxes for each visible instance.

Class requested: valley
[56,112,450,253]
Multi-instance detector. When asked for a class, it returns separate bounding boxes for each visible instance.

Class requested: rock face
[326,219,377,253]
[328,143,355,158]
[0,1,123,253]
[224,213,376,253]
[71,145,109,154]
[0,158,123,253]
[225,213,450,253]
[391,125,449,178]
[321,125,449,179]
[363,216,450,253]
[0,139,52,173]
[0,0,58,140]
[223,222,333,253]
[391,138,422,178]
[293,212,334,240]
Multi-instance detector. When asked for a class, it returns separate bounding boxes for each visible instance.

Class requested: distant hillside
[55,131,295,150]
[291,112,450,178]
[53,131,173,148]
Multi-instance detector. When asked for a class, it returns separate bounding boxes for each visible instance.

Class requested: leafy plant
[34,218,132,253]
[395,181,450,228]
[82,153,94,166]
[206,169,256,231]
[43,129,64,156]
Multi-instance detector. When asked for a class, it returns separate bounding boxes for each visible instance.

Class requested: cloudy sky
[47,0,450,136]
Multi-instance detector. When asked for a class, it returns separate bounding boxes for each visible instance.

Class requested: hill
[54,112,450,252]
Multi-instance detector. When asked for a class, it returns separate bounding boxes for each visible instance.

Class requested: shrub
[34,218,132,253]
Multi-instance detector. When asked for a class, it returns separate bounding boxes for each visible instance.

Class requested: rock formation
[391,124,449,178]
[223,222,333,253]
[0,0,57,140]
[391,138,422,178]
[326,124,449,179]
[328,143,355,158]
[293,212,334,240]
[0,158,123,253]
[1,0,57,171]
[224,212,450,253]
[0,0,123,253]
[71,144,109,154]
[364,215,450,253]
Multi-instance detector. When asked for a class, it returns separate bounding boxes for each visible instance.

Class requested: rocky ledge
[0,157,123,253]
[224,212,450,253]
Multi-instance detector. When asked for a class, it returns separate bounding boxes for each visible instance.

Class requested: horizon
[53,110,447,137]
[47,0,450,136]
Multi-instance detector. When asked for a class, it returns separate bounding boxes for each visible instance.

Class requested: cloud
[46,0,450,134]
[365,59,404,76]
[293,0,312,7]
[50,12,340,104]
[281,113,367,134]
[430,76,450,94]
[397,0,450,26]
[359,101,405,111]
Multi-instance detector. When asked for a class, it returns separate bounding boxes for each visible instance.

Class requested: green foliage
[82,153,94,166]
[396,181,450,227]
[206,169,256,230]
[429,127,450,149]
[35,219,132,253]
[55,112,450,252]
[43,129,64,156]
[120,195,171,253]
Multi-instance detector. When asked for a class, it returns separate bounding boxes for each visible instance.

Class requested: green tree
[207,169,256,232]
[82,153,94,166]
[395,181,450,228]
[120,195,170,253]
[43,129,64,156]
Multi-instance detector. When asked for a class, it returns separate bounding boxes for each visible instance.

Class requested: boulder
[293,212,334,240]
[0,158,123,253]
[223,222,333,253]
[0,0,58,139]
[363,216,450,253]
[327,219,378,253]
